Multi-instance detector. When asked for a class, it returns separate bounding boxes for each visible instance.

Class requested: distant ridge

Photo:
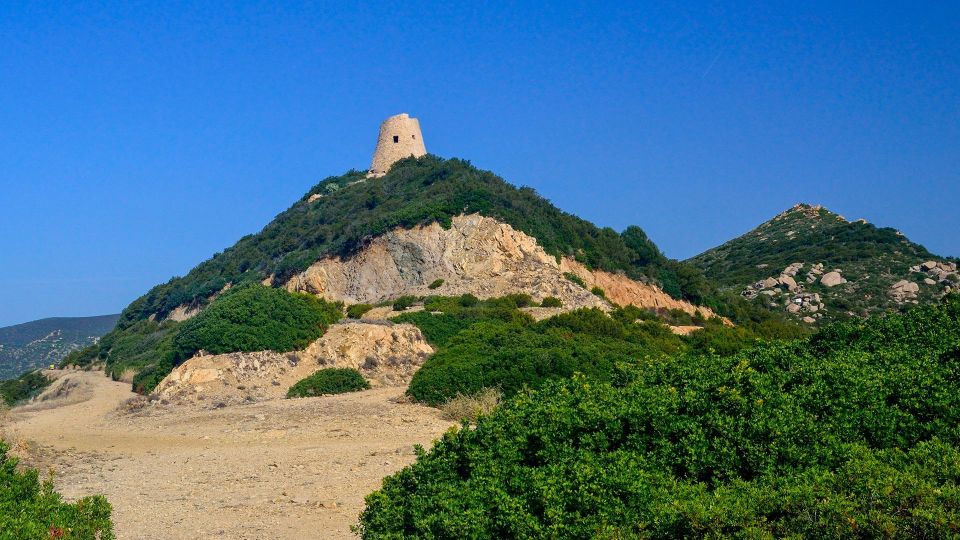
[0,314,120,379]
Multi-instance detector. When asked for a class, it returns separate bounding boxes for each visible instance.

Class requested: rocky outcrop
[889,280,920,303]
[152,322,432,407]
[282,214,718,319]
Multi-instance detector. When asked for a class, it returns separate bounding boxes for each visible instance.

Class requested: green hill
[688,204,959,322]
[0,314,119,379]
[119,156,743,327]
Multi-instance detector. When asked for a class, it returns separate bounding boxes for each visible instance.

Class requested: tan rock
[786,303,801,313]
[761,277,778,289]
[777,275,798,291]
[820,271,846,287]
[924,278,937,285]
[921,261,938,271]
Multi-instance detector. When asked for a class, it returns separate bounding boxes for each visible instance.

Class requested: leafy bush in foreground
[359,297,960,538]
[0,440,114,539]
[286,368,370,398]
[172,284,342,362]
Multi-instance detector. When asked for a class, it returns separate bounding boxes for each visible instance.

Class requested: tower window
[393,136,399,143]
[412,135,416,139]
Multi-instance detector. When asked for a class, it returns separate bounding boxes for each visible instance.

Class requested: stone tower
[368,113,427,177]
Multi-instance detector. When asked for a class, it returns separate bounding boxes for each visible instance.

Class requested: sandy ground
[1,370,454,539]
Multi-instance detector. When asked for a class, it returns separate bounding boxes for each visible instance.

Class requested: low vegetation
[0,370,51,406]
[539,296,562,308]
[286,368,370,398]
[346,303,374,319]
[0,440,113,539]
[359,295,960,538]
[438,388,501,423]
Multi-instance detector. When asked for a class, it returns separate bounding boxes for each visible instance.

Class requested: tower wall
[368,113,427,177]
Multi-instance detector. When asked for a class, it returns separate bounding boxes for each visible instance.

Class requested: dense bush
[347,303,374,319]
[407,308,685,405]
[0,440,113,539]
[0,370,51,406]
[393,295,535,347]
[391,295,418,311]
[540,296,562,308]
[427,279,444,290]
[286,368,370,398]
[172,284,342,363]
[359,296,960,538]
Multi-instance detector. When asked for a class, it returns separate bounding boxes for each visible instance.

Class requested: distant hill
[0,314,119,379]
[688,204,959,322]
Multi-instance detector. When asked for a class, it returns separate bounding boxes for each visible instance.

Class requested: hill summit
[688,203,958,322]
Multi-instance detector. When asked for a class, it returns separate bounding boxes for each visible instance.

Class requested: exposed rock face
[283,214,718,319]
[152,322,432,407]
[820,271,847,288]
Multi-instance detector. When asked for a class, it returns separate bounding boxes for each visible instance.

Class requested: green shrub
[590,286,606,298]
[0,370,51,406]
[427,279,444,290]
[540,296,563,308]
[286,368,370,398]
[563,272,586,288]
[172,284,342,363]
[347,303,374,319]
[391,295,418,311]
[0,440,114,539]
[359,297,960,538]
[407,308,684,406]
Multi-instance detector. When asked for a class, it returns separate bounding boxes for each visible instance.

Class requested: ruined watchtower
[367,113,427,177]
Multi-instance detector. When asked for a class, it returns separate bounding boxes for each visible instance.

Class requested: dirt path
[2,370,453,539]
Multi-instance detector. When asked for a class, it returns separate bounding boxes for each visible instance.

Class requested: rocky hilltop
[689,204,958,322]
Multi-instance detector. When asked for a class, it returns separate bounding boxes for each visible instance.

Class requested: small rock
[786,303,801,313]
[802,316,816,324]
[924,278,936,285]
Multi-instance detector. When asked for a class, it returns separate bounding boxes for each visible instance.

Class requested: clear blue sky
[1,1,958,327]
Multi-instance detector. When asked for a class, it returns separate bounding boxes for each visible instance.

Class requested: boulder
[924,278,937,285]
[820,271,846,287]
[921,261,938,271]
[778,275,798,291]
[786,303,801,313]
[761,277,779,289]
[802,316,816,324]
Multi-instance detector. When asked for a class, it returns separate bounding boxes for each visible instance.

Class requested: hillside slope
[688,204,958,322]
[0,314,119,379]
